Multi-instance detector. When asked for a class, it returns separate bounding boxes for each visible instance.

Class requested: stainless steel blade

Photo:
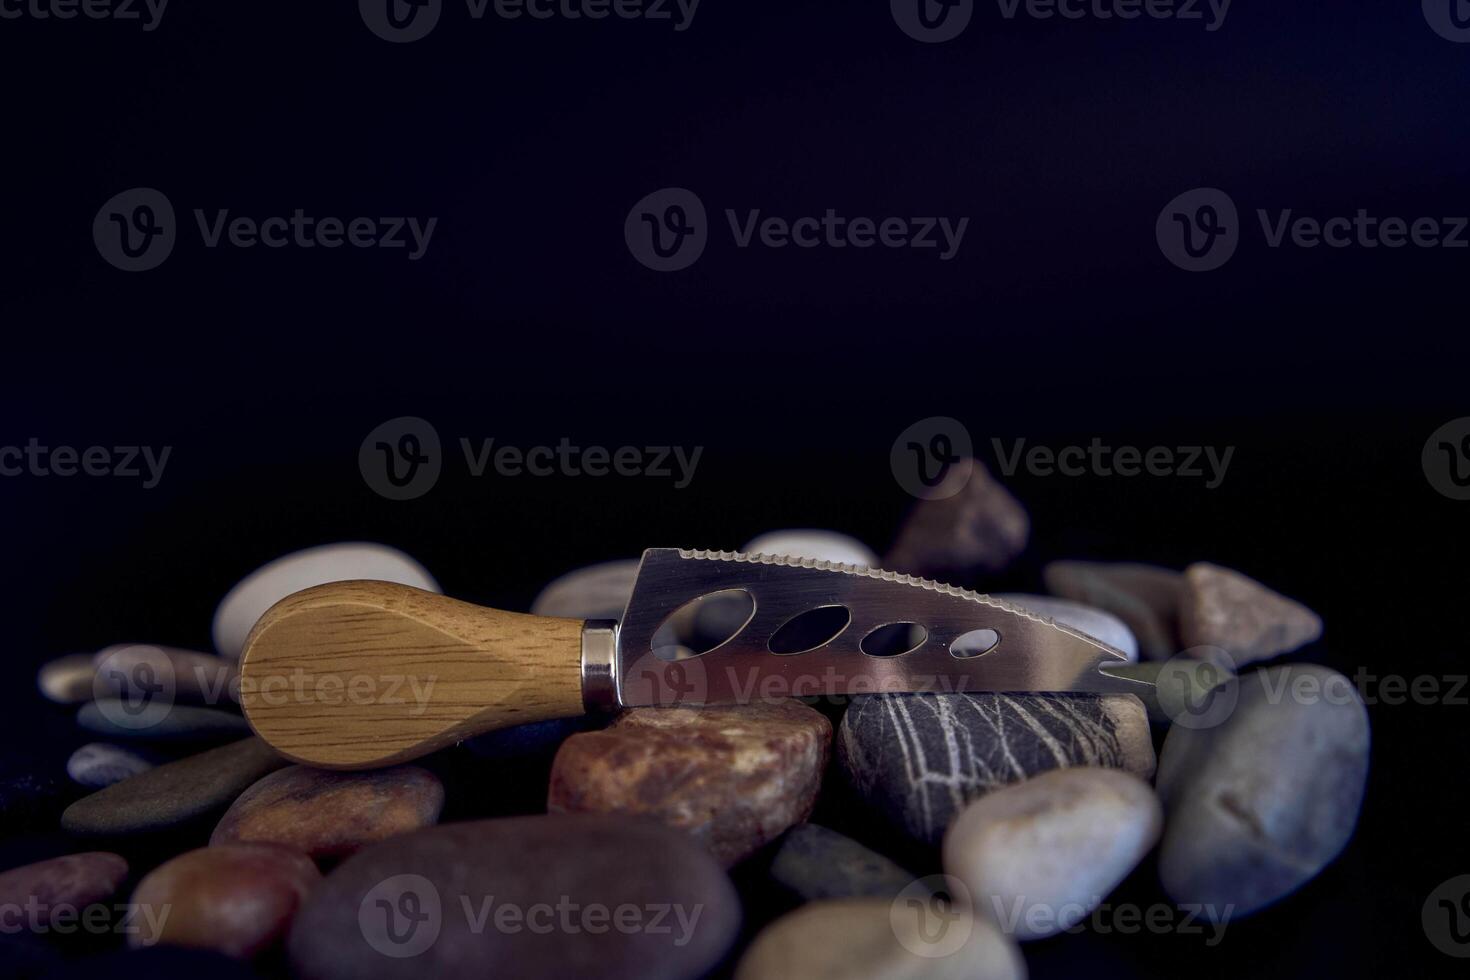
[614,548,1153,706]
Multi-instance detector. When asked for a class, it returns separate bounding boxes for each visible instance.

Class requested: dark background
[2,1,1467,976]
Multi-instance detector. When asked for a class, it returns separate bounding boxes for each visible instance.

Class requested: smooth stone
[883,458,1029,580]
[288,815,741,980]
[943,768,1163,940]
[1156,664,1369,920]
[62,737,288,836]
[213,542,439,660]
[741,530,879,567]
[839,693,1154,846]
[529,559,639,620]
[130,843,320,958]
[769,823,916,902]
[67,743,155,788]
[212,765,444,862]
[549,700,831,866]
[734,899,1025,980]
[37,654,97,704]
[78,701,249,742]
[993,593,1139,661]
[92,644,239,704]
[0,852,129,929]
[1043,560,1184,660]
[1179,563,1323,666]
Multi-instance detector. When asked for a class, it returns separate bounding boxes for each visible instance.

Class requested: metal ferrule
[580,619,620,712]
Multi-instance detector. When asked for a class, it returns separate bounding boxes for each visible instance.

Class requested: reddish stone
[129,843,319,959]
[211,765,443,863]
[0,852,128,930]
[549,700,831,866]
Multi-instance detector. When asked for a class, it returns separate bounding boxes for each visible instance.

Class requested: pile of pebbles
[4,461,1368,979]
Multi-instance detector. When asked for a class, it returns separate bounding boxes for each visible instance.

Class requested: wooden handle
[238,581,586,769]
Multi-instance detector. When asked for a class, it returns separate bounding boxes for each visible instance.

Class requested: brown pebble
[129,843,319,959]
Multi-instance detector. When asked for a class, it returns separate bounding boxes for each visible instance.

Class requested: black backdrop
[2,1,1468,977]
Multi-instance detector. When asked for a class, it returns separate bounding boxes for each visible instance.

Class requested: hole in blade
[950,628,1000,659]
[650,589,755,661]
[860,622,928,657]
[767,605,851,655]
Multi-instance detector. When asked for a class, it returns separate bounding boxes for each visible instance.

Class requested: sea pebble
[0,852,129,930]
[212,765,444,862]
[78,701,249,742]
[1043,560,1183,660]
[993,593,1138,661]
[92,644,238,705]
[529,559,639,620]
[734,899,1025,980]
[1156,664,1368,920]
[884,458,1029,580]
[62,737,288,836]
[1178,563,1323,666]
[741,530,878,567]
[769,823,916,902]
[288,815,741,980]
[839,693,1154,846]
[66,743,155,788]
[213,542,439,660]
[36,654,97,704]
[129,843,320,958]
[943,767,1163,940]
[549,700,830,866]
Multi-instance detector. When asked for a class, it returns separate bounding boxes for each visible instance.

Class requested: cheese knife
[238,548,1156,769]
